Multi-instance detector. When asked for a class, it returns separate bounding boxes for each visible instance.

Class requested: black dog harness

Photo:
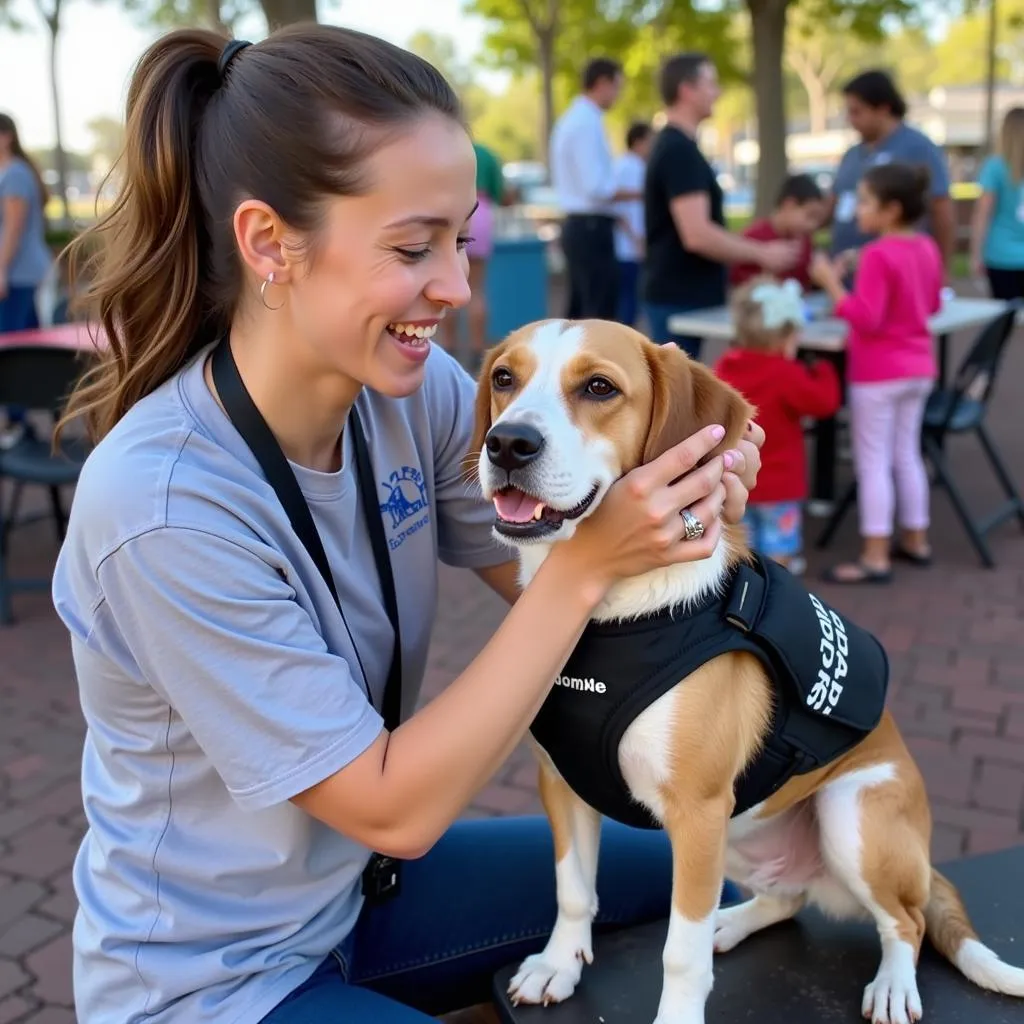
[530,555,889,830]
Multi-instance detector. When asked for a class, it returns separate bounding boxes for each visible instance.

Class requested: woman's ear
[642,342,755,466]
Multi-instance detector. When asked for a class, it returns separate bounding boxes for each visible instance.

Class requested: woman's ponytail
[58,22,465,443]
[60,29,225,443]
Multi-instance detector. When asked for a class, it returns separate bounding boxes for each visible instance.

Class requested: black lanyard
[211,338,403,901]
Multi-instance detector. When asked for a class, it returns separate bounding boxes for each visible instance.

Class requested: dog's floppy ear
[642,342,755,467]
[466,341,507,476]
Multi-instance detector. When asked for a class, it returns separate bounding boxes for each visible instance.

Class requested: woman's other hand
[722,418,763,525]
[560,423,743,588]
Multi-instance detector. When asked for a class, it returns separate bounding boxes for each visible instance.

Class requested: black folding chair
[815,304,1023,567]
[0,345,92,624]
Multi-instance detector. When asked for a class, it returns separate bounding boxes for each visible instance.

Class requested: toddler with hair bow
[715,277,842,570]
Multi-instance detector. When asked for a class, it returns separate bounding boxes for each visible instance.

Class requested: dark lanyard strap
[211,338,402,731]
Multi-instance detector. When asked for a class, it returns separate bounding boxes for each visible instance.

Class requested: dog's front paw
[651,1004,706,1024]
[508,945,590,1007]
[861,965,923,1024]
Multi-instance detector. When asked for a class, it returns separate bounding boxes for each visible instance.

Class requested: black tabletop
[493,846,1024,1023]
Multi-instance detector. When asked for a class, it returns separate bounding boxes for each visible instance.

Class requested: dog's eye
[492,367,514,390]
[584,376,618,399]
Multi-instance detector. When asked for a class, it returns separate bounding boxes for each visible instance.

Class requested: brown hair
[842,69,907,120]
[582,57,622,91]
[60,25,463,443]
[659,52,711,107]
[1000,107,1024,182]
[861,161,929,226]
[0,112,49,207]
[730,276,800,351]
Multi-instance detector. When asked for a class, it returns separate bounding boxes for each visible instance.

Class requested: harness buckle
[724,564,767,633]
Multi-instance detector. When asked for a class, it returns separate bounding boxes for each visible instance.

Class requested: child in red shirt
[730,174,826,292]
[715,277,842,568]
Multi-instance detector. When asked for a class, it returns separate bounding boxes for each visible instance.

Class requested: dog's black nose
[485,422,545,472]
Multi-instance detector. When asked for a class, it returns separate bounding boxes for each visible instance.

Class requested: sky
[0,0,493,152]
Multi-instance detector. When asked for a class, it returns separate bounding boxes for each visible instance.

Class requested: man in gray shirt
[828,70,954,274]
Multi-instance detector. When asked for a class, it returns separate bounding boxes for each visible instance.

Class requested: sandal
[820,561,893,585]
[891,545,933,568]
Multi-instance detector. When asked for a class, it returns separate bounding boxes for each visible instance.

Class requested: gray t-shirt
[0,158,52,287]
[51,343,507,1024]
[829,122,951,255]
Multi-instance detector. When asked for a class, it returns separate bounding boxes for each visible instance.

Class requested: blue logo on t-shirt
[379,466,430,551]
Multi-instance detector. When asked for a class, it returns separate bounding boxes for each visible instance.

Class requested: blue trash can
[485,234,549,341]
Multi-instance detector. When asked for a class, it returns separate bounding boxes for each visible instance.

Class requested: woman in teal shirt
[969,107,1024,299]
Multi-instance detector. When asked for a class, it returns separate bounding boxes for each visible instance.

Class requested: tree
[468,0,563,165]
[260,0,315,28]
[931,0,1024,86]
[785,6,870,133]
[468,0,739,165]
[745,0,924,214]
[0,0,72,225]
[879,26,938,98]
[86,116,126,169]
[120,0,238,32]
[120,0,323,33]
[406,29,475,97]
[472,74,546,161]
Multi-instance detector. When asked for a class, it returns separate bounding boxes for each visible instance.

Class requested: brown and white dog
[469,318,1024,1024]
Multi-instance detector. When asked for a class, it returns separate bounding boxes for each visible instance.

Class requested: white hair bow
[750,278,805,329]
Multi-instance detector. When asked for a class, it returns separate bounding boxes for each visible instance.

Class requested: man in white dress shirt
[550,57,641,320]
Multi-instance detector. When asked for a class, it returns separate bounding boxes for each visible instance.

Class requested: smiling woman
[48,23,764,1024]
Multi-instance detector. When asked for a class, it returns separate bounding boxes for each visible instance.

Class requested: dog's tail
[924,867,1024,996]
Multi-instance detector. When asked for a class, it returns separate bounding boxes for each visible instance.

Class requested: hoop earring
[260,271,285,311]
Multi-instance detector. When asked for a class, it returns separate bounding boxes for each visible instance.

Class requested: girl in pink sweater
[811,162,942,584]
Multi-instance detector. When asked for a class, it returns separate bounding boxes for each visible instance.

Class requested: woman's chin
[371,354,430,398]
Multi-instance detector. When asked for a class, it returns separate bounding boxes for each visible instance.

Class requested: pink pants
[848,377,933,538]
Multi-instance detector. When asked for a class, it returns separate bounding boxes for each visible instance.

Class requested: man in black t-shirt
[643,53,800,360]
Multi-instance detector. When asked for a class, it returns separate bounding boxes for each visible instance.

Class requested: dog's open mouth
[492,484,600,539]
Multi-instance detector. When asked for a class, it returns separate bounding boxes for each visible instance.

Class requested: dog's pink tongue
[494,489,539,523]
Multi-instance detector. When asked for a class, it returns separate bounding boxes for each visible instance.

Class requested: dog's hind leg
[815,758,931,1024]
[508,751,601,1007]
[713,892,805,953]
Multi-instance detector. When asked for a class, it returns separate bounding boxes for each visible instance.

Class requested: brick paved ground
[0,300,1022,1021]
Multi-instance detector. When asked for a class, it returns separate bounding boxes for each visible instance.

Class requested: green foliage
[114,0,336,33]
[116,0,235,31]
[473,74,546,160]
[932,0,1024,86]
[0,0,28,29]
[407,29,476,97]
[468,0,742,124]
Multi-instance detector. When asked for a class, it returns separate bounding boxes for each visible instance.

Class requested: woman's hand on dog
[651,342,762,527]
[723,419,764,525]
[561,421,763,587]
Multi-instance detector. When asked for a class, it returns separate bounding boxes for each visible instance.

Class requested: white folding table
[668,297,1014,505]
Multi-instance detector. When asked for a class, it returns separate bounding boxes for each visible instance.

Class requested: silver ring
[680,508,705,542]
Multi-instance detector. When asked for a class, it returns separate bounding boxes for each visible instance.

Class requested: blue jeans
[743,501,804,559]
[643,302,705,361]
[616,260,641,326]
[261,815,740,1022]
[0,285,39,425]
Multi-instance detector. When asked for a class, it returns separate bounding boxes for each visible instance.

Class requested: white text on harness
[807,593,848,715]
[555,675,608,694]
